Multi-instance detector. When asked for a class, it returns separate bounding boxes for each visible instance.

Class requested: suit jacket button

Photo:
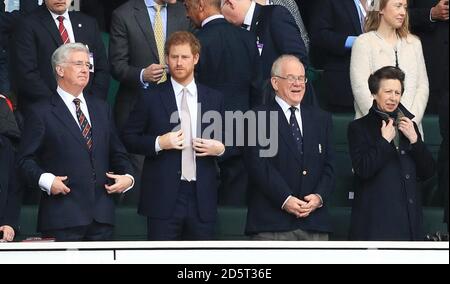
[409,199,414,204]
[400,150,406,155]
[302,170,307,176]
[177,171,181,175]
[405,174,410,180]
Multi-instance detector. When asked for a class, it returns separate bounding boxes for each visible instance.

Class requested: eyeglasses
[65,61,93,70]
[274,75,308,84]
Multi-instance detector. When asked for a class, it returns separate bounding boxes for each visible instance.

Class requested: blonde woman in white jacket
[350,0,429,135]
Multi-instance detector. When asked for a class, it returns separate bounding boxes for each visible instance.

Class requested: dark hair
[165,31,201,56]
[368,66,406,95]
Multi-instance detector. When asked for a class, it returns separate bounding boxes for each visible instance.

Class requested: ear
[193,53,200,65]
[56,65,64,78]
[271,77,278,91]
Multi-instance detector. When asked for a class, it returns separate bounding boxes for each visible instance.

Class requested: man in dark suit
[1,0,39,97]
[0,96,21,242]
[122,31,225,240]
[310,0,365,112]
[409,0,449,114]
[17,43,134,241]
[109,0,191,129]
[243,55,335,240]
[184,0,262,205]
[12,0,109,111]
[221,0,316,106]
[109,0,191,204]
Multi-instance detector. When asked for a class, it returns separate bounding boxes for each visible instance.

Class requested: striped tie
[153,4,167,83]
[57,16,70,44]
[73,98,93,151]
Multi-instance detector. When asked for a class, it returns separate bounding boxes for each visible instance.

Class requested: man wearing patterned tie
[12,0,110,112]
[17,43,134,242]
[243,55,335,241]
[122,31,225,241]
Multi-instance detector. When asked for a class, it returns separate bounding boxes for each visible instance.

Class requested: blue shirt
[140,0,168,88]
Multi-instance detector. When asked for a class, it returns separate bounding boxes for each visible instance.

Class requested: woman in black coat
[348,66,435,241]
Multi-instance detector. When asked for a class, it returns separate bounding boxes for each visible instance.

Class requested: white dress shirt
[155,78,199,181]
[275,95,303,134]
[49,9,76,44]
[201,14,225,27]
[243,0,256,31]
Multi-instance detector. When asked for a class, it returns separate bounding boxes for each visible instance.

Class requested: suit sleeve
[310,0,349,56]
[88,18,110,100]
[109,10,144,88]
[313,113,335,203]
[347,120,397,179]
[0,137,21,230]
[13,19,53,103]
[409,123,436,181]
[120,95,159,157]
[16,107,46,189]
[243,113,293,207]
[271,6,309,67]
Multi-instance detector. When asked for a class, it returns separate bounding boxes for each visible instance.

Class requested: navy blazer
[0,135,20,230]
[195,18,263,111]
[310,0,363,107]
[250,4,308,79]
[17,94,133,232]
[12,6,109,108]
[121,81,224,222]
[243,99,335,235]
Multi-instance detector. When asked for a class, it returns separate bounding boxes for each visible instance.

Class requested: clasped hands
[283,194,322,218]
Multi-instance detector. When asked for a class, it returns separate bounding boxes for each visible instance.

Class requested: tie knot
[57,16,65,23]
[154,4,161,13]
[73,98,81,107]
[289,106,297,115]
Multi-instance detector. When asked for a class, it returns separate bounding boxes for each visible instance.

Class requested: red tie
[57,16,70,44]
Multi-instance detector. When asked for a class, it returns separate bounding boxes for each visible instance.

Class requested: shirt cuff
[155,136,162,153]
[315,193,324,208]
[140,69,149,89]
[430,8,437,22]
[38,173,55,196]
[122,174,135,194]
[345,36,357,49]
[281,195,292,210]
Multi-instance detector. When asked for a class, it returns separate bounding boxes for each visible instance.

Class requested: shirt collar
[49,9,70,22]
[171,78,197,98]
[243,1,256,28]
[275,95,300,115]
[201,14,225,27]
[145,0,167,9]
[57,86,85,106]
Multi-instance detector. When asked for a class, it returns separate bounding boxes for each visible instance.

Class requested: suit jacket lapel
[271,100,302,165]
[159,81,180,126]
[344,0,363,34]
[134,0,158,59]
[250,3,262,32]
[50,95,89,153]
[39,7,63,46]
[69,12,86,43]
[300,105,314,167]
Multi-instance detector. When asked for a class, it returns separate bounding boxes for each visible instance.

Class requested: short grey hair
[51,43,90,77]
[270,54,302,77]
